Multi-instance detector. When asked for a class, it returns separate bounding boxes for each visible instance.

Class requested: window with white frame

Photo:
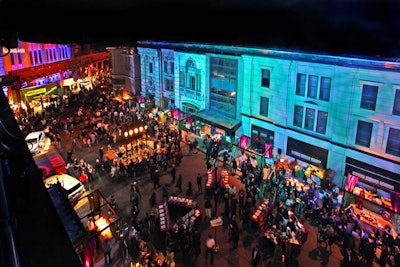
[304,107,315,130]
[293,104,328,134]
[260,96,269,117]
[261,69,270,88]
[355,120,373,147]
[296,73,306,96]
[319,77,331,101]
[307,75,318,98]
[386,127,400,157]
[293,105,304,127]
[360,84,378,110]
[179,59,201,100]
[296,73,331,102]
[316,111,328,134]
[149,62,153,74]
[392,89,400,116]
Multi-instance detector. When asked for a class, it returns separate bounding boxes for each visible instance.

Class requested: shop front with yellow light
[72,190,122,267]
[124,124,148,151]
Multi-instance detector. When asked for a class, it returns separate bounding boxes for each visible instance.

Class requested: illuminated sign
[25,88,46,96]
[10,48,26,53]
[1,47,25,54]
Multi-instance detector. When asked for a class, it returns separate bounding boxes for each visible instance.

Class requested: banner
[265,143,273,158]
[390,190,400,213]
[239,135,250,149]
[172,109,179,120]
[345,174,358,192]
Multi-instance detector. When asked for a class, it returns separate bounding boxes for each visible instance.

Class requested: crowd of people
[12,67,400,267]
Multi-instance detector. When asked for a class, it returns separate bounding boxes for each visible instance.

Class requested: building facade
[107,47,141,96]
[136,41,400,191]
[1,39,109,105]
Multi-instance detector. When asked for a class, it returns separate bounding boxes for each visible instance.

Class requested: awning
[191,110,242,133]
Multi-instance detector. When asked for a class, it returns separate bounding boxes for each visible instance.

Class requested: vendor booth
[231,135,266,171]
[205,169,216,196]
[342,173,400,239]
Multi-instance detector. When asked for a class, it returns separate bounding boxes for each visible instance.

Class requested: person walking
[188,140,194,155]
[229,219,240,249]
[251,245,262,267]
[175,174,182,194]
[186,181,193,197]
[103,237,112,265]
[205,234,216,264]
[170,164,176,185]
[205,198,212,219]
[196,173,203,193]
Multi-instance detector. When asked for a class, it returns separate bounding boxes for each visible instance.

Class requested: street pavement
[52,126,354,267]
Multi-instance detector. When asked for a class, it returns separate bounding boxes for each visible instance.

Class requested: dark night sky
[1,0,400,58]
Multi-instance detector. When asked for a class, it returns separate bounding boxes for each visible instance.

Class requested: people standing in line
[196,173,203,193]
[205,234,216,264]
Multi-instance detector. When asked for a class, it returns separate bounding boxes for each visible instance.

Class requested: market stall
[205,169,216,197]
[342,173,400,239]
[251,199,273,231]
[220,168,230,189]
[158,202,172,232]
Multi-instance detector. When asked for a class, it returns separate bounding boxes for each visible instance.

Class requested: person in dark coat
[229,219,240,249]
[170,164,176,185]
[378,243,389,267]
[176,174,182,194]
[196,173,203,193]
[251,245,262,266]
